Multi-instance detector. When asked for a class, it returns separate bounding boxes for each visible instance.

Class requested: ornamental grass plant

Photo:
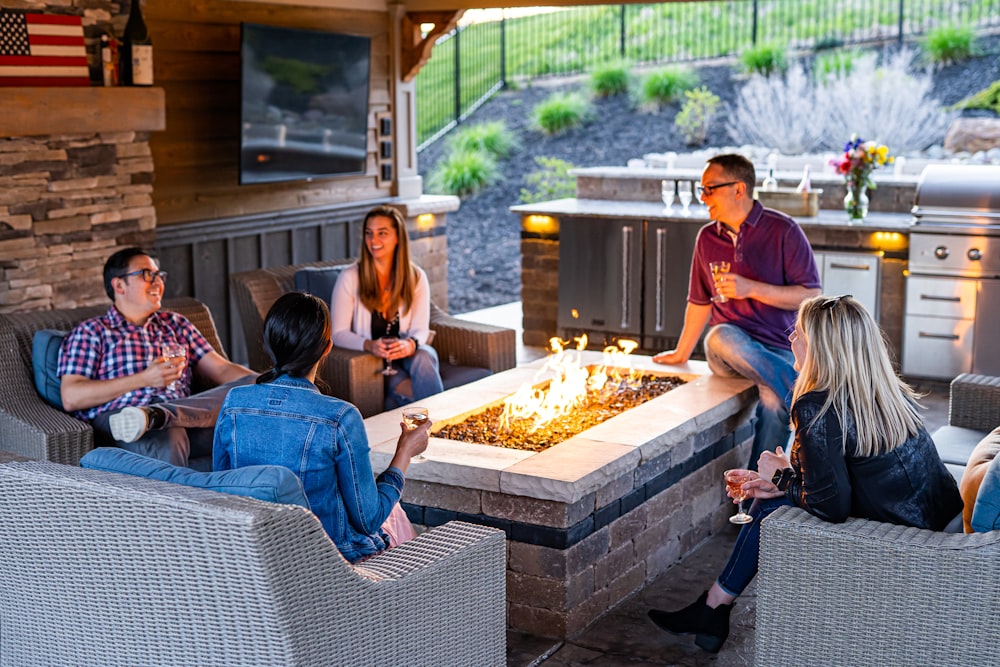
[924,24,977,64]
[638,66,699,109]
[427,148,499,197]
[448,121,518,159]
[589,60,632,98]
[532,92,593,134]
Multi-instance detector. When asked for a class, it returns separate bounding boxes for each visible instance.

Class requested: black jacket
[786,391,962,531]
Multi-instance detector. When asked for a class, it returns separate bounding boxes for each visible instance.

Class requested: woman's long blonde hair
[790,295,923,457]
[357,205,417,316]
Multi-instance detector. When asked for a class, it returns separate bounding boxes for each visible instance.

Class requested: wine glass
[160,342,186,392]
[677,183,693,215]
[660,179,676,211]
[724,468,758,524]
[379,336,398,376]
[403,406,429,461]
[709,260,731,303]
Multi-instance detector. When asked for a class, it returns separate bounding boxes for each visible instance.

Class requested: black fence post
[453,27,461,128]
[898,0,905,44]
[620,5,626,58]
[751,0,759,45]
[500,16,507,89]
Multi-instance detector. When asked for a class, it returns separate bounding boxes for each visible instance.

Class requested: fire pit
[364,351,756,640]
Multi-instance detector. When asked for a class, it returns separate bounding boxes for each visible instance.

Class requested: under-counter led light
[523,214,558,234]
[870,231,906,252]
[416,213,435,231]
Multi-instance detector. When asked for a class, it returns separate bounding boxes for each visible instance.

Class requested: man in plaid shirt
[58,247,256,468]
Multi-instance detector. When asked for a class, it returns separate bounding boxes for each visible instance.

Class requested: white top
[330,263,432,351]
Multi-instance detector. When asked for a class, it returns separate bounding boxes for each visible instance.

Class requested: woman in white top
[331,205,444,409]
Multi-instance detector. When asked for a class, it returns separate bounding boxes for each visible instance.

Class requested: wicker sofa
[754,373,1000,665]
[230,260,517,417]
[0,298,227,465]
[0,459,507,666]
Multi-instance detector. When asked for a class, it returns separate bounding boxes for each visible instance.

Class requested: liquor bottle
[761,168,778,191]
[100,33,119,87]
[795,164,811,193]
[121,0,153,86]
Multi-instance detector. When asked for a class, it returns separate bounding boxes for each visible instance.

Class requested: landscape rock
[943,118,1000,153]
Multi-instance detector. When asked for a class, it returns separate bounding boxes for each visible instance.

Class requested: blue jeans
[704,324,796,470]
[717,496,794,597]
[385,344,445,410]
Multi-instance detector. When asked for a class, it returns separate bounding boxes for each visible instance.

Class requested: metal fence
[416,0,1000,150]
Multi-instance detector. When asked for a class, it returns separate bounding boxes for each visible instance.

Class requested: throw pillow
[294,266,344,301]
[80,447,310,508]
[32,329,66,410]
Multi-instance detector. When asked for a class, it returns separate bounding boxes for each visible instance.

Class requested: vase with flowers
[830,135,892,221]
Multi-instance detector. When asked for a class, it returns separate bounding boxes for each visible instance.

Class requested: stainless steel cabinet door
[822,252,881,319]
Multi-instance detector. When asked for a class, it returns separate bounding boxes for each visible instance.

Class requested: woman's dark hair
[257,292,331,384]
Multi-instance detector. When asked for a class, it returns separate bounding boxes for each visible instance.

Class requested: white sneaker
[109,407,150,443]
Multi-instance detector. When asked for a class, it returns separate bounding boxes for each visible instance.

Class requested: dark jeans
[91,375,257,470]
[716,495,795,598]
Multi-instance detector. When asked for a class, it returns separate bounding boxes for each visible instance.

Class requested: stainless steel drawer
[905,276,976,319]
[902,315,974,379]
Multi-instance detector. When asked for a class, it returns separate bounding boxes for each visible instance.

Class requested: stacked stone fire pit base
[364,353,756,640]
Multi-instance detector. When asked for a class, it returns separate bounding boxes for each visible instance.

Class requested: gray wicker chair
[756,505,1000,666]
[932,373,1000,481]
[0,460,507,667]
[0,298,227,465]
[230,260,517,417]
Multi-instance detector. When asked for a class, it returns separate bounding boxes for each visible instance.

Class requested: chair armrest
[949,373,1000,431]
[318,346,384,418]
[430,304,516,373]
[0,402,93,465]
[756,505,1000,666]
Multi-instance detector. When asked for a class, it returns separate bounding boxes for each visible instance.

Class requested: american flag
[0,10,89,87]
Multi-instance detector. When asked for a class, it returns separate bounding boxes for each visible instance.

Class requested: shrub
[448,121,517,159]
[589,60,631,97]
[924,24,976,64]
[639,66,698,107]
[954,80,1000,114]
[739,42,788,76]
[427,148,499,197]
[532,92,592,135]
[814,49,861,81]
[674,86,721,146]
[519,156,578,204]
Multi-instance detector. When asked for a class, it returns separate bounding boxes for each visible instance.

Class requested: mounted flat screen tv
[240,23,371,185]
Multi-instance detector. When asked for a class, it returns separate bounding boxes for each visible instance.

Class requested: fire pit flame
[499,335,644,433]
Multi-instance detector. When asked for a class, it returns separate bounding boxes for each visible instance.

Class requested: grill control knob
[934,246,949,260]
[968,248,982,261]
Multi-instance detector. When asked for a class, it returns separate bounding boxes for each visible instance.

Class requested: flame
[499,335,642,433]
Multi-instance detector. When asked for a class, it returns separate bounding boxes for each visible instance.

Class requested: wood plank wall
[145,0,393,226]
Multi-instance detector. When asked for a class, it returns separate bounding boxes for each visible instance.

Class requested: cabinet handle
[621,226,633,328]
[919,332,960,341]
[654,228,666,332]
[919,294,961,303]
[828,263,870,271]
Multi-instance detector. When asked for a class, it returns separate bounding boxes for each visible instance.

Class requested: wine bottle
[795,164,811,193]
[100,33,118,87]
[121,0,153,86]
[761,168,778,191]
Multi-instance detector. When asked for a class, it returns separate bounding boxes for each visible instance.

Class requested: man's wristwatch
[770,467,795,492]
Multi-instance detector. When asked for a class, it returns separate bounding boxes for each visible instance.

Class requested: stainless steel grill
[904,164,1000,379]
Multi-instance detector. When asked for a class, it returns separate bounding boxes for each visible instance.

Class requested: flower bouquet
[831,135,892,220]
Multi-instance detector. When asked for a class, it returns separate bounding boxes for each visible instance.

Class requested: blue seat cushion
[32,329,66,411]
[294,266,345,300]
[80,447,310,508]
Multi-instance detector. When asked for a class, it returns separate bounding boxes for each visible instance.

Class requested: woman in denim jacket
[213,292,429,562]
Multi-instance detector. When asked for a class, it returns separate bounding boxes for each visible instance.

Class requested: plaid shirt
[57,306,214,422]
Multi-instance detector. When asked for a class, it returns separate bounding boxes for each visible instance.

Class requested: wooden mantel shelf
[2,87,165,137]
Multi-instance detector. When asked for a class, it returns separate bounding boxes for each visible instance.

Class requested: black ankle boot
[647,590,732,654]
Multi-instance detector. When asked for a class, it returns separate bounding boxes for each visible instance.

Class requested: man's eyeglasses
[118,269,168,284]
[820,294,852,310]
[695,181,740,197]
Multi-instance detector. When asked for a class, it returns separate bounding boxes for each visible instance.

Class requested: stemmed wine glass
[660,179,676,211]
[709,260,731,303]
[724,468,758,524]
[677,182,693,215]
[160,342,186,392]
[379,336,398,376]
[403,406,429,462]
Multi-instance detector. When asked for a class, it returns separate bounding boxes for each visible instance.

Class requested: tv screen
[240,23,371,185]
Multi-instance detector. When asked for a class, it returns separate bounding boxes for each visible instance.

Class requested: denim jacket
[213,375,404,562]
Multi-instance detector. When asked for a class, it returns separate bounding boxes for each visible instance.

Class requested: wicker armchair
[0,460,507,667]
[756,505,1000,666]
[230,260,517,417]
[932,373,1000,480]
[0,298,227,465]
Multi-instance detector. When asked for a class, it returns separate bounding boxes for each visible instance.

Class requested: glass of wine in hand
[160,342,186,392]
[724,468,758,524]
[403,406,429,461]
[379,336,398,376]
[709,260,731,303]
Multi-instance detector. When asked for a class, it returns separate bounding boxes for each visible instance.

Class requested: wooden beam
[1,87,165,137]
[401,10,463,83]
